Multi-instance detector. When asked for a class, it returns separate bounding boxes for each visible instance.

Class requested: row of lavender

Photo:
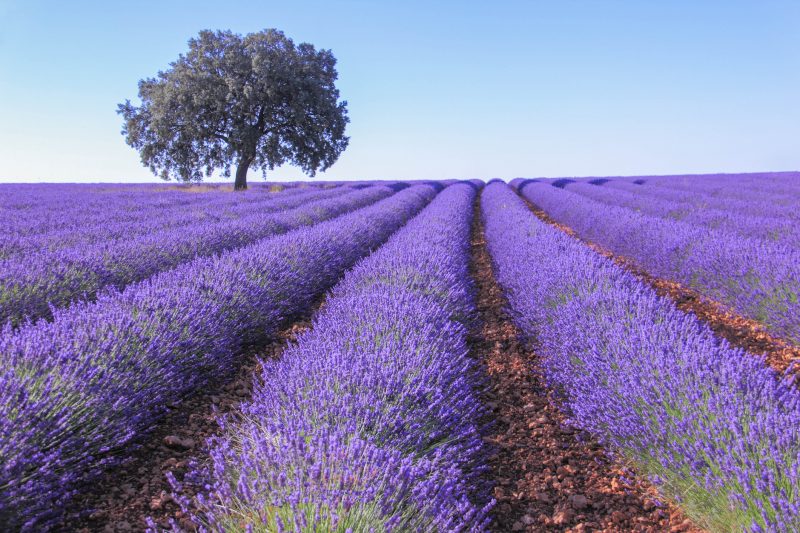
[0,182,302,236]
[0,185,435,531]
[558,180,800,248]
[165,182,493,531]
[513,180,800,346]
[632,172,800,199]
[484,182,800,532]
[0,185,391,326]
[528,173,800,223]
[0,186,314,258]
[548,172,800,203]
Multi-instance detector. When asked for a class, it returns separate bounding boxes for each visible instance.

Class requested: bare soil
[470,197,700,532]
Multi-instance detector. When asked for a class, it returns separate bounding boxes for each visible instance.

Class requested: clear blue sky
[1,0,798,183]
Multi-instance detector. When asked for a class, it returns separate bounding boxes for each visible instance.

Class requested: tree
[118,29,349,190]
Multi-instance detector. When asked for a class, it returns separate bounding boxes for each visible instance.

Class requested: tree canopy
[118,29,349,190]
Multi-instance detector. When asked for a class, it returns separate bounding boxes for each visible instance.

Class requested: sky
[1,0,799,183]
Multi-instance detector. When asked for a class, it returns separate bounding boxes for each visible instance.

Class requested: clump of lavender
[0,185,435,531]
[180,183,493,531]
[483,182,800,532]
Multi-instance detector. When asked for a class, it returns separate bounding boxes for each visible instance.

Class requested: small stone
[672,518,694,531]
[163,436,194,450]
[150,491,173,511]
[556,464,575,477]
[521,514,535,525]
[88,510,106,521]
[553,508,574,525]
[569,494,589,510]
[511,520,524,531]
[115,521,132,532]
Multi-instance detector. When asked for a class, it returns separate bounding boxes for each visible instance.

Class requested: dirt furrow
[517,194,800,379]
[470,197,699,532]
[62,313,320,533]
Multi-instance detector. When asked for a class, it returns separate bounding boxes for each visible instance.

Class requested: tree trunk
[234,156,252,191]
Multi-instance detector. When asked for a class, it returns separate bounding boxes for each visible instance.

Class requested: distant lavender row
[0,186,345,259]
[0,183,302,236]
[600,178,800,222]
[566,172,800,201]
[482,182,800,532]
[0,186,390,326]
[0,184,435,531]
[561,181,800,247]
[637,172,800,198]
[175,182,492,531]
[513,180,800,346]
[531,173,800,221]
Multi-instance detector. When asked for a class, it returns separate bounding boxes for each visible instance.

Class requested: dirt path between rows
[470,196,700,532]
[516,192,800,380]
[62,313,319,533]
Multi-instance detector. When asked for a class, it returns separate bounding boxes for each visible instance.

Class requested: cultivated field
[1,174,798,532]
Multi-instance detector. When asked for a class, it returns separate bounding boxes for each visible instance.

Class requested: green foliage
[118,29,349,188]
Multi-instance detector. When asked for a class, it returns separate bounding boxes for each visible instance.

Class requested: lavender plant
[176,183,493,532]
[512,180,800,346]
[0,184,435,531]
[482,182,800,532]
[0,183,301,238]
[0,185,321,259]
[634,172,800,200]
[601,174,800,221]
[560,181,800,248]
[0,186,390,326]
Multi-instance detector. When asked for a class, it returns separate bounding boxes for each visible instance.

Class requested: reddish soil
[470,198,701,532]
[518,195,800,380]
[62,318,316,533]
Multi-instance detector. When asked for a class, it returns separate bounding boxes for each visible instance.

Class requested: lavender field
[1,174,799,532]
